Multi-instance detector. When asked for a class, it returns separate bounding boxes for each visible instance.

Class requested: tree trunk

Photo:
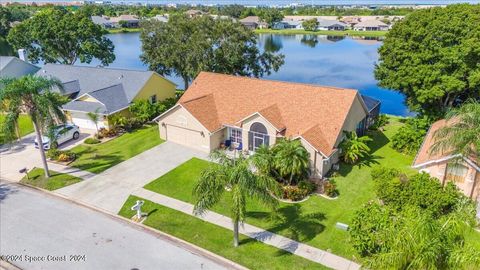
[33,119,50,178]
[14,119,21,142]
[233,220,239,247]
[182,76,190,90]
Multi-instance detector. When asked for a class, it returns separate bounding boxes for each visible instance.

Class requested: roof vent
[119,74,124,79]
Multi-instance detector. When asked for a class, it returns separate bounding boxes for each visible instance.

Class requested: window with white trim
[149,94,157,104]
[230,128,242,144]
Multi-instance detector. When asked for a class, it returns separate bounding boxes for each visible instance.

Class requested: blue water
[81,32,411,116]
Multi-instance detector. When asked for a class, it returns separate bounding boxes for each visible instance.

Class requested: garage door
[70,112,106,130]
[165,124,206,150]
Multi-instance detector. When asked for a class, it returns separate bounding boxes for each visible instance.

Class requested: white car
[35,124,80,150]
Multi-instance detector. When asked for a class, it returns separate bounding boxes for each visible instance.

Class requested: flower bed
[47,148,76,165]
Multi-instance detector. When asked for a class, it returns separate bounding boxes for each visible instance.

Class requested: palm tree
[0,75,65,178]
[87,108,101,138]
[193,151,280,247]
[273,138,310,185]
[339,131,372,164]
[431,100,480,159]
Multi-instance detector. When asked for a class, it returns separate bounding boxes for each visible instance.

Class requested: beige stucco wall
[300,138,323,176]
[240,114,278,150]
[210,128,227,151]
[157,106,211,152]
[334,94,368,146]
[133,73,176,102]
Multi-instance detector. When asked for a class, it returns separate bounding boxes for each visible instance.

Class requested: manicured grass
[118,195,330,270]
[108,28,141,34]
[70,125,163,174]
[21,168,82,191]
[144,117,414,260]
[254,29,388,37]
[0,114,34,144]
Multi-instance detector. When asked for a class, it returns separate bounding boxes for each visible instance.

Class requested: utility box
[336,222,349,231]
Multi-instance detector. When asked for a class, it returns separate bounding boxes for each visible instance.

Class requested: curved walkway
[132,188,361,270]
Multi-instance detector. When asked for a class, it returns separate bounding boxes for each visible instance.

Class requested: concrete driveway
[56,142,208,214]
[0,130,93,182]
[0,182,228,270]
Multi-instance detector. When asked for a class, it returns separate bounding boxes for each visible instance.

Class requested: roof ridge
[198,71,359,92]
[44,63,154,74]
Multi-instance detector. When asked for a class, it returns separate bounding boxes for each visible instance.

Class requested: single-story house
[110,15,140,28]
[0,56,39,79]
[151,14,169,23]
[353,20,389,31]
[413,119,479,200]
[239,16,268,29]
[154,72,376,177]
[91,15,115,28]
[185,9,206,18]
[272,20,302,30]
[317,19,347,31]
[36,64,176,130]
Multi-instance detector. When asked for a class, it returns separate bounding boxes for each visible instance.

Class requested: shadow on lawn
[71,150,123,173]
[242,204,326,251]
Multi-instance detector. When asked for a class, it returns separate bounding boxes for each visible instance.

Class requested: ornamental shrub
[391,117,430,154]
[84,138,100,144]
[298,180,316,194]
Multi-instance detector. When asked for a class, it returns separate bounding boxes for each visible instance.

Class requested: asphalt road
[0,182,228,270]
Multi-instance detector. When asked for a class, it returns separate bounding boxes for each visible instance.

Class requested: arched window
[248,122,269,151]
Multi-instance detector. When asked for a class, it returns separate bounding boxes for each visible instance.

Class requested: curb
[4,180,248,270]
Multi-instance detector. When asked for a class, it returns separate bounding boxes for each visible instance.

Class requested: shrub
[98,127,118,138]
[47,149,75,162]
[298,180,316,194]
[282,185,308,201]
[47,148,60,160]
[391,117,430,154]
[84,138,100,144]
[339,131,372,164]
[323,179,338,197]
[370,114,389,130]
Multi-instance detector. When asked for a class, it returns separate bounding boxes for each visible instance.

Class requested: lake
[82,32,411,116]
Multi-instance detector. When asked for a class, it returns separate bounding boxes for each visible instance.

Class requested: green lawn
[254,29,388,37]
[144,117,415,260]
[70,125,163,174]
[21,168,82,190]
[108,28,141,34]
[0,114,34,144]
[118,195,330,270]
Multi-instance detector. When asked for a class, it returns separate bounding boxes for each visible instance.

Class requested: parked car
[34,124,80,150]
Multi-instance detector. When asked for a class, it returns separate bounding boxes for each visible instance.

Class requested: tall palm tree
[273,138,310,185]
[0,75,65,178]
[431,100,480,159]
[339,131,372,164]
[193,151,280,247]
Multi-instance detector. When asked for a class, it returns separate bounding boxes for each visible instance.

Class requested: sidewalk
[47,162,96,180]
[132,188,361,270]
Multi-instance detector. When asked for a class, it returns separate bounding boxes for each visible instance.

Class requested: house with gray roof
[91,15,115,28]
[36,64,176,130]
[316,19,347,31]
[0,56,40,79]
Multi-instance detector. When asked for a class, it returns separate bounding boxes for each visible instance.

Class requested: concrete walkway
[47,162,96,180]
[132,188,361,270]
[56,142,208,214]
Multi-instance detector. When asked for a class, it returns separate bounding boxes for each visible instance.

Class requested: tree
[431,100,480,159]
[193,151,279,247]
[87,108,101,138]
[272,138,310,185]
[339,131,372,164]
[0,7,13,36]
[7,8,115,65]
[259,8,283,27]
[391,117,430,155]
[141,15,284,89]
[302,18,319,31]
[218,4,245,18]
[0,75,66,178]
[374,4,480,117]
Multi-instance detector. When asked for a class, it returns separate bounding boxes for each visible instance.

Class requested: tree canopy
[140,15,284,89]
[302,18,319,32]
[258,8,283,27]
[7,7,115,65]
[375,4,480,118]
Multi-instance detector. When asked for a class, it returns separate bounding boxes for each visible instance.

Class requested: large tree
[0,7,13,37]
[193,151,279,247]
[374,4,480,117]
[258,8,283,27]
[7,7,115,65]
[0,76,66,178]
[140,15,284,89]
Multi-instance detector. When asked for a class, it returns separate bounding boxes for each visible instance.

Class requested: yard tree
[141,15,284,89]
[272,138,310,185]
[302,18,319,31]
[7,7,115,65]
[339,131,372,164]
[374,4,480,118]
[193,151,280,247]
[0,7,13,36]
[0,75,66,178]
[259,8,283,27]
[87,108,101,139]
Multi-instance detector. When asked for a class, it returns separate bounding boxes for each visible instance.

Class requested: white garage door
[165,124,205,150]
[70,112,106,130]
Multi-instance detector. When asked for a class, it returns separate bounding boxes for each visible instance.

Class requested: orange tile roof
[179,72,363,156]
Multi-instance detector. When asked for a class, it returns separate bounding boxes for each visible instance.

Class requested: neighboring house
[36,64,176,130]
[0,56,40,79]
[413,119,480,201]
[353,20,389,31]
[91,15,115,28]
[361,95,381,129]
[239,16,268,29]
[110,15,140,28]
[151,14,169,23]
[273,20,302,30]
[154,72,375,177]
[185,9,206,18]
[339,16,362,28]
[316,19,347,31]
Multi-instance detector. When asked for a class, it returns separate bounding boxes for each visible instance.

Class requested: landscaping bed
[21,168,82,191]
[143,117,415,259]
[70,125,163,174]
[118,195,329,270]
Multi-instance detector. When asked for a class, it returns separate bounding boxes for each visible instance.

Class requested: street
[0,182,229,270]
